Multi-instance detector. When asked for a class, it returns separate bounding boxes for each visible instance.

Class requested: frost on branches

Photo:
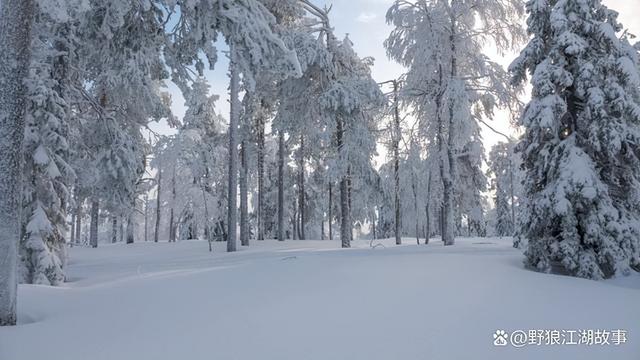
[385,0,525,245]
[511,0,640,279]
[20,35,71,286]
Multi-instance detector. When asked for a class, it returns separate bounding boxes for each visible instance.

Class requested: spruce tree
[511,0,640,279]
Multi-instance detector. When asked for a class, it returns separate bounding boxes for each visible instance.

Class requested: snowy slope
[1,238,638,360]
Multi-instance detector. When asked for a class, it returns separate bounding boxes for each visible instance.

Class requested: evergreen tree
[511,0,640,279]
[487,141,517,237]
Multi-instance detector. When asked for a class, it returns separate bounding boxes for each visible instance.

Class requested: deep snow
[1,237,639,360]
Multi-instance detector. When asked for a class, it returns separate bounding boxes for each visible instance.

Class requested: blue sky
[154,0,640,152]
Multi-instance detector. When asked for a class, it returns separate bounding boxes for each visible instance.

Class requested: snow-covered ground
[1,237,639,360]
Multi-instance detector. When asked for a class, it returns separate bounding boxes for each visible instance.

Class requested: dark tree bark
[277,131,285,242]
[169,165,176,243]
[425,171,432,245]
[256,110,265,241]
[126,206,134,244]
[89,199,99,248]
[154,158,162,243]
[227,44,240,252]
[328,183,333,241]
[298,135,305,240]
[337,119,351,248]
[75,199,82,245]
[111,216,117,243]
[392,80,402,246]
[70,212,76,245]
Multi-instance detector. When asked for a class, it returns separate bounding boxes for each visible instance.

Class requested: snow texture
[1,238,638,359]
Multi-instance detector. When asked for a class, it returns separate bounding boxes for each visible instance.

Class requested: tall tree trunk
[0,0,34,326]
[442,19,458,247]
[371,210,377,240]
[154,158,162,243]
[437,59,454,246]
[75,200,82,245]
[328,183,333,241]
[119,215,124,243]
[240,140,249,246]
[298,135,305,240]
[508,149,516,236]
[111,216,117,243]
[256,111,265,241]
[425,171,432,245]
[144,197,149,242]
[169,164,176,242]
[337,119,351,248]
[412,175,419,245]
[89,199,99,248]
[292,206,298,240]
[392,80,402,246]
[277,131,285,242]
[227,44,240,252]
[70,212,76,245]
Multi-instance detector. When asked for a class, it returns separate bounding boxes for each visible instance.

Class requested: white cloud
[356,12,378,23]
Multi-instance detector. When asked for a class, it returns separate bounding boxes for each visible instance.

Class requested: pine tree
[511,0,640,279]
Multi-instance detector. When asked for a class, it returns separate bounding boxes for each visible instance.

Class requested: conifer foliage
[511,0,640,279]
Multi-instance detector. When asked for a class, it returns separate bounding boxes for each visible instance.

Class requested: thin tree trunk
[111,216,117,243]
[337,119,351,248]
[89,199,99,248]
[227,44,240,252]
[70,212,76,245]
[413,176,419,245]
[508,151,516,235]
[256,111,265,241]
[340,177,351,248]
[298,135,305,240]
[277,131,285,242]
[442,18,458,247]
[200,182,212,252]
[392,80,402,246]
[169,164,176,242]
[425,171,432,245]
[292,207,298,240]
[119,215,124,242]
[75,200,82,245]
[372,210,377,240]
[240,140,249,246]
[0,0,34,326]
[328,183,333,241]
[154,158,162,243]
[144,197,149,242]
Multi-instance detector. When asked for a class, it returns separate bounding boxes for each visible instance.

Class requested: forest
[0,0,639,359]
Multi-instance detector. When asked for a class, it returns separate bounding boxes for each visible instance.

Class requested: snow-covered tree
[321,35,385,248]
[510,0,640,279]
[0,0,36,326]
[20,14,74,284]
[487,141,517,237]
[385,0,525,245]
